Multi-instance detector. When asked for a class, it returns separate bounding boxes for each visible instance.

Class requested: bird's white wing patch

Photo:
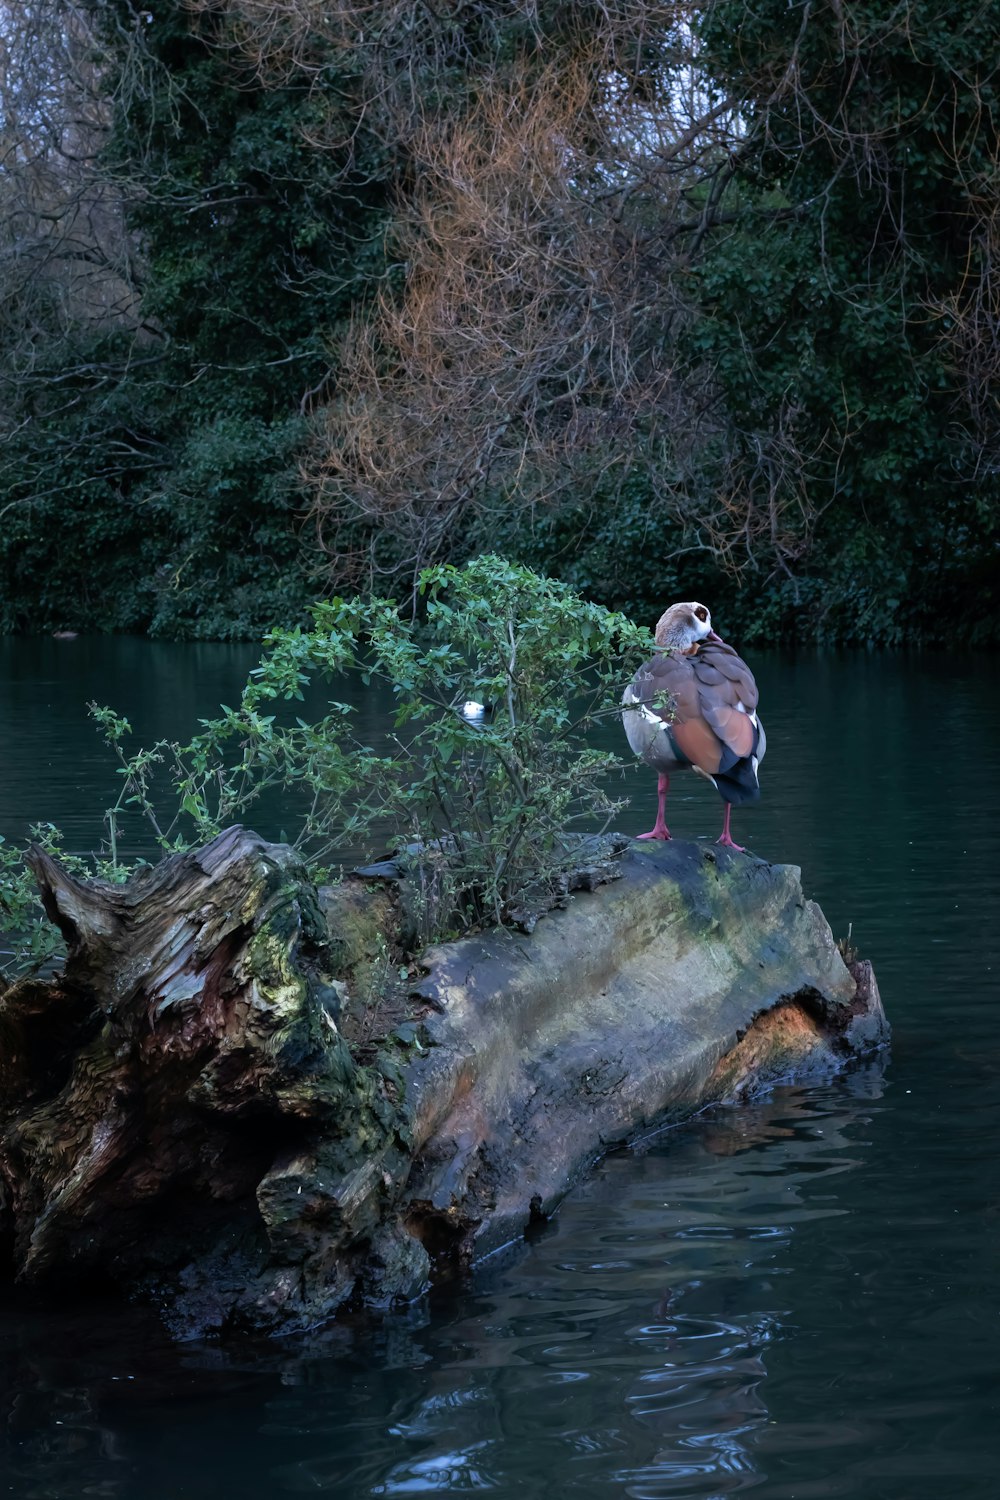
[623,687,670,732]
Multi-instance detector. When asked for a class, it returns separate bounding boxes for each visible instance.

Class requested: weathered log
[389,841,886,1261]
[0,828,888,1338]
[0,828,406,1334]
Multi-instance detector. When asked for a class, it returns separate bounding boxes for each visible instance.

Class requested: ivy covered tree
[690,0,1000,641]
[0,0,393,637]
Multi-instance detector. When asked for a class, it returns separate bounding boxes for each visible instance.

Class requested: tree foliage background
[1,0,997,643]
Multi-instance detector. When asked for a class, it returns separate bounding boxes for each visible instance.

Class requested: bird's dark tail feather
[714,760,761,806]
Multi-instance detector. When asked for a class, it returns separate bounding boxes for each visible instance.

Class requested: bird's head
[653,601,723,653]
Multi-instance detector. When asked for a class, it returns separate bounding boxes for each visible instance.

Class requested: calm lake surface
[1,637,998,1499]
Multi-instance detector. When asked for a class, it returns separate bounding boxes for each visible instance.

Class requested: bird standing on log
[622,602,765,851]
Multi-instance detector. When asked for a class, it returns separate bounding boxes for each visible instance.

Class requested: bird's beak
[706,630,723,644]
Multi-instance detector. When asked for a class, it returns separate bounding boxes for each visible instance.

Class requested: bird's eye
[694,606,708,622]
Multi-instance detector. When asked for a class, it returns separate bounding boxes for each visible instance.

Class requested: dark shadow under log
[0,828,888,1338]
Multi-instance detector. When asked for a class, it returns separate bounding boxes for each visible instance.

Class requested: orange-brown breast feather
[669,715,724,774]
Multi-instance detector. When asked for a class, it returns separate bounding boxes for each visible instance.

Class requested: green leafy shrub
[0,558,651,977]
[95,556,649,936]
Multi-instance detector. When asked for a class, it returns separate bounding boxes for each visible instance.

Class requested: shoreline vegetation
[1,2,997,647]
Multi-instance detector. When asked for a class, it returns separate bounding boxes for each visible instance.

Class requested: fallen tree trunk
[0,828,887,1338]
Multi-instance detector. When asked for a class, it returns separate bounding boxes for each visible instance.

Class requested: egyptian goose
[622,602,765,851]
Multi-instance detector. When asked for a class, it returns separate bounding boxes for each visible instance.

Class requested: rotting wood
[0,828,888,1338]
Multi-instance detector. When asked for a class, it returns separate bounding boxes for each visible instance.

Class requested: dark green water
[1,639,998,1499]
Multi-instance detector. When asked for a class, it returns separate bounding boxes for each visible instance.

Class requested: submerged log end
[705,958,889,1104]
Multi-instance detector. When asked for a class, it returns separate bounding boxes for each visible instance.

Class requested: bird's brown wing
[690,642,760,764]
[626,641,763,805]
[628,651,724,774]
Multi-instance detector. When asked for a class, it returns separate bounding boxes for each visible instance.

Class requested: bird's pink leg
[716,803,745,852]
[637,773,671,840]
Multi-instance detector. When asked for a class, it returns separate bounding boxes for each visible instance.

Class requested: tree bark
[0,829,888,1338]
[0,828,405,1334]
